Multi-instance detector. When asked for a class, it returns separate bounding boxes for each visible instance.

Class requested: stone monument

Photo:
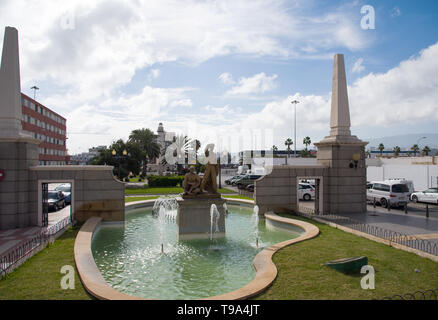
[314,53,368,214]
[177,144,226,240]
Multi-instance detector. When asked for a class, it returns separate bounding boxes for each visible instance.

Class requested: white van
[366,180,411,208]
[386,179,414,194]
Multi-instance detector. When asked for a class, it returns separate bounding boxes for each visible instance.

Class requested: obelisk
[314,53,368,214]
[0,27,24,138]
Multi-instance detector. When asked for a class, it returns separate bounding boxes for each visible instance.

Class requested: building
[20,93,70,165]
[148,122,176,174]
[70,145,107,165]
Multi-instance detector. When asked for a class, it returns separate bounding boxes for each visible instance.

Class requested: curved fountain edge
[74,199,319,300]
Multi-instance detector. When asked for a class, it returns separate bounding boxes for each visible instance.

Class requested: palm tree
[422,145,431,156]
[393,146,401,157]
[129,128,161,176]
[365,150,371,159]
[303,136,311,151]
[411,144,420,157]
[271,145,278,152]
[284,138,293,159]
[378,143,385,155]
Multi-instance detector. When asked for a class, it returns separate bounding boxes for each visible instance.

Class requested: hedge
[147,175,185,187]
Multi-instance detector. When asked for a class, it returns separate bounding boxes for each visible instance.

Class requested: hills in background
[366,133,438,150]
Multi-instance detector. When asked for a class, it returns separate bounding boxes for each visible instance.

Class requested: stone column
[0,27,40,229]
[314,54,368,215]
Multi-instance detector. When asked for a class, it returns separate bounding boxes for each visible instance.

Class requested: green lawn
[223,195,254,201]
[0,226,93,300]
[255,213,438,300]
[125,186,236,195]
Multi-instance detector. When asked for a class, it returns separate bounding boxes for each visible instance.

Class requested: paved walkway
[0,205,71,257]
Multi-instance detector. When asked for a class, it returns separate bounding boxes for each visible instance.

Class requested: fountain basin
[74,199,319,300]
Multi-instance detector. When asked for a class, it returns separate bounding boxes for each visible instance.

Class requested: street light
[112,149,128,179]
[291,100,299,158]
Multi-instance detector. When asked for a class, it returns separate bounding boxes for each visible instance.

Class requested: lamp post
[291,100,299,158]
[31,86,39,100]
[112,149,128,180]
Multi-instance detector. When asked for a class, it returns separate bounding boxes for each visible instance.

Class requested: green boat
[324,256,368,273]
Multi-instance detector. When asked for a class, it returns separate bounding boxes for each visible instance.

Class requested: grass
[125,186,236,195]
[0,226,93,300]
[223,195,254,201]
[254,213,438,300]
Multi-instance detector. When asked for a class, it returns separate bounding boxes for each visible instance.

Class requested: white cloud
[218,72,235,85]
[0,0,376,153]
[225,73,278,97]
[352,58,365,73]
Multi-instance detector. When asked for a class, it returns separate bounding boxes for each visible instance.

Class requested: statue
[182,166,202,196]
[200,143,219,194]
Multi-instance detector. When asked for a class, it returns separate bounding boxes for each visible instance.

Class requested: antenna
[31,86,39,100]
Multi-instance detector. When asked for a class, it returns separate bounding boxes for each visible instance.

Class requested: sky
[1,0,438,155]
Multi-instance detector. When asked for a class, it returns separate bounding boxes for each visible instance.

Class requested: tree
[411,144,420,157]
[284,138,293,158]
[129,128,161,176]
[393,146,401,157]
[92,139,142,180]
[303,136,311,151]
[378,143,385,155]
[422,145,431,156]
[271,145,278,152]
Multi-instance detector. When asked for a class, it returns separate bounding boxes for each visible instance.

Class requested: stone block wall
[316,142,367,214]
[30,166,125,223]
[255,165,327,214]
[0,139,39,229]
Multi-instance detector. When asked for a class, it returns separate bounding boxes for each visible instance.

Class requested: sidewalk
[0,205,71,257]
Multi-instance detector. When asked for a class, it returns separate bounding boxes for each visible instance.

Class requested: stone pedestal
[0,138,39,229]
[177,195,226,240]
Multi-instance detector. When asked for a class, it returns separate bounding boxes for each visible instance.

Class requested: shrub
[147,175,185,187]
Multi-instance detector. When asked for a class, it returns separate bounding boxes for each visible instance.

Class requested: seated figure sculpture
[182,166,202,196]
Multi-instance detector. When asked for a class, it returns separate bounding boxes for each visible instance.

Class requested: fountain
[152,196,179,253]
[210,204,221,241]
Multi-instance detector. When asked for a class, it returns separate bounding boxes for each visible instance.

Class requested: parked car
[48,191,66,212]
[55,183,71,205]
[246,184,254,192]
[235,175,262,189]
[225,175,244,185]
[298,183,315,201]
[411,188,438,204]
[366,180,410,208]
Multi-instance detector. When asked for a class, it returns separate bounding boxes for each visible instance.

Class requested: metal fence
[382,288,438,300]
[295,209,438,257]
[0,216,72,277]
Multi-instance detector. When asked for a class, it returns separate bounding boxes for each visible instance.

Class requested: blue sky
[1,0,438,154]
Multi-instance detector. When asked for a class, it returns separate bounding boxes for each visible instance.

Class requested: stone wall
[0,139,39,229]
[29,166,125,223]
[254,165,328,214]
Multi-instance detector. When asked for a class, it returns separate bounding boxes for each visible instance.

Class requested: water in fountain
[152,197,179,253]
[252,205,260,247]
[210,204,221,245]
